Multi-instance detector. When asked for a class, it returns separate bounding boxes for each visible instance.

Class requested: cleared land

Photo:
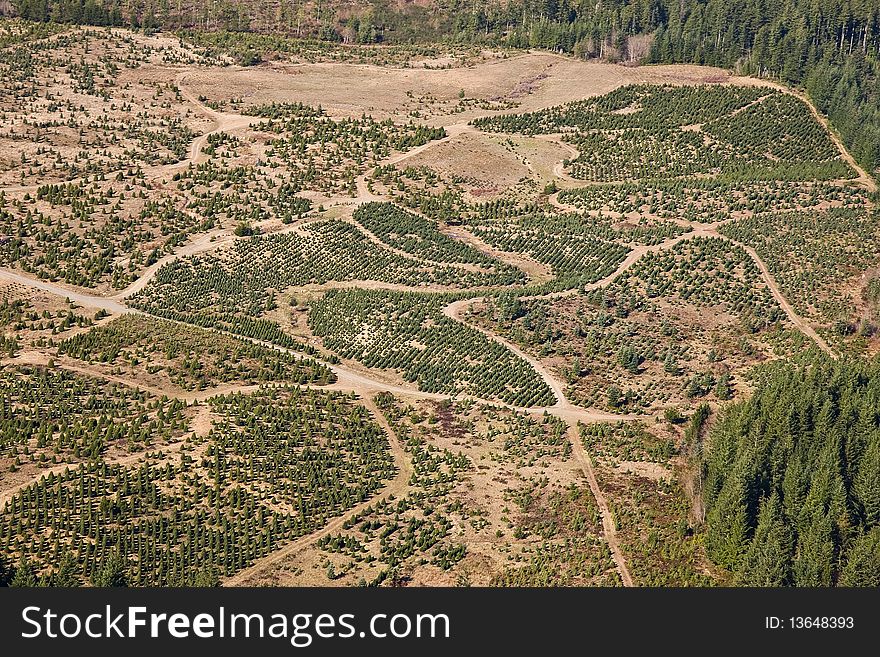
[0,21,877,587]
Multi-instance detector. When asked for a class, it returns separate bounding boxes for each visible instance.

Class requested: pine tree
[738,493,793,586]
[703,359,880,586]
[792,511,836,586]
[53,552,81,587]
[714,372,732,400]
[705,473,751,569]
[663,351,679,375]
[838,528,880,587]
[10,556,37,587]
[91,551,128,587]
[193,566,220,587]
[854,433,880,528]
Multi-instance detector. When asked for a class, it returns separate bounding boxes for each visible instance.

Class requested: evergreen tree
[90,552,128,587]
[193,566,220,587]
[10,556,37,587]
[705,472,751,569]
[703,358,880,586]
[663,350,679,375]
[839,528,880,587]
[738,493,793,586]
[714,372,732,400]
[52,552,81,587]
[792,511,836,586]
[854,433,880,528]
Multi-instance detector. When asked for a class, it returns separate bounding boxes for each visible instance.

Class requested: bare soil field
[402,130,530,197]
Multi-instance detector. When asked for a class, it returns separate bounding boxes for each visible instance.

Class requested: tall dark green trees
[738,493,794,586]
[703,357,880,586]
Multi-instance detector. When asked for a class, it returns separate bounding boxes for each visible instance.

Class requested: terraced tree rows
[474,85,852,182]
[558,179,868,224]
[56,314,336,391]
[475,84,768,136]
[0,386,395,586]
[131,215,523,347]
[462,205,639,289]
[719,208,880,343]
[600,237,784,325]
[473,198,687,245]
[0,364,190,473]
[353,202,508,268]
[309,289,555,407]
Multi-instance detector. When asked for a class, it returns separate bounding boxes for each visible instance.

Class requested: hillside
[4,0,879,177]
[0,21,878,586]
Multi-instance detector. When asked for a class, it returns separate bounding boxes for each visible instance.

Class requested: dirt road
[443,297,567,407]
[773,83,877,193]
[732,241,836,358]
[0,268,131,314]
[112,227,236,299]
[567,424,634,586]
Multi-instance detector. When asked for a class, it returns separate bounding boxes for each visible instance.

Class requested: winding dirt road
[769,83,877,194]
[443,297,568,406]
[733,240,836,357]
[111,227,236,300]
[172,72,261,169]
[0,268,131,314]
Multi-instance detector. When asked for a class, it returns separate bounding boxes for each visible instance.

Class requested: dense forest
[6,0,880,174]
[701,358,880,586]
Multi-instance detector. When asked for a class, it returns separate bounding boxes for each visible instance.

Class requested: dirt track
[770,83,877,194]
[567,425,634,586]
[443,297,567,406]
[733,241,836,357]
[0,268,131,314]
